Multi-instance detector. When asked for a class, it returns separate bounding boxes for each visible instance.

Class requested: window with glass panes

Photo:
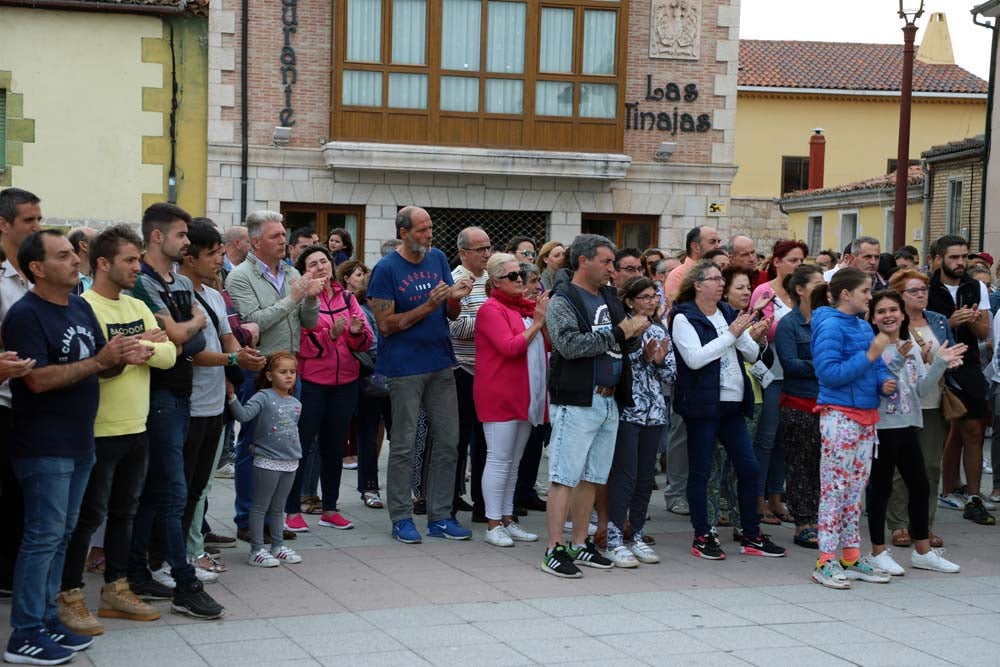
[332,0,626,152]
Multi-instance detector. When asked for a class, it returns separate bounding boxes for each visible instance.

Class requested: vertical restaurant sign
[279,0,298,127]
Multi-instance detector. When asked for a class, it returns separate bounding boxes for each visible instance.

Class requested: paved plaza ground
[4,458,1000,667]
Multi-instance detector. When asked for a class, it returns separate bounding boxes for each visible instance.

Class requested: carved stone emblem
[649,0,701,61]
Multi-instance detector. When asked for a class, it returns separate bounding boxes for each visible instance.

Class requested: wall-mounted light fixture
[653,141,677,162]
[272,126,292,146]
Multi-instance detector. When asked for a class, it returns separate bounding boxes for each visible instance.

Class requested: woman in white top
[748,239,807,525]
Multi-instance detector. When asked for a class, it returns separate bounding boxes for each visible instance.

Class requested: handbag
[939,376,968,421]
[352,350,375,378]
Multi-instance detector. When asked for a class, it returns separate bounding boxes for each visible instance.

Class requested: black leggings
[869,427,930,546]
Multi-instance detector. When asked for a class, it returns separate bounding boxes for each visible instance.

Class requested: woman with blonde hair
[535,241,565,291]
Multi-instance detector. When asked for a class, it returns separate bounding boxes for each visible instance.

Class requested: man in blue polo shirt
[368,206,474,544]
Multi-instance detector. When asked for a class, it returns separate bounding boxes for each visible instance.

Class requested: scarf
[492,288,537,318]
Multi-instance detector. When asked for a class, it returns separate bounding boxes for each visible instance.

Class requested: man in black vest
[539,234,648,578]
[926,235,995,525]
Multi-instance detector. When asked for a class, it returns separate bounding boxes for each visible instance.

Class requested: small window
[781,156,809,195]
[946,178,964,235]
[884,209,894,248]
[582,214,658,249]
[806,215,822,255]
[839,211,859,249]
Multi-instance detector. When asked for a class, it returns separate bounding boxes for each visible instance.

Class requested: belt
[594,385,615,397]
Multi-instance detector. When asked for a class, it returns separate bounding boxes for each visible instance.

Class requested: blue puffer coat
[811,305,891,410]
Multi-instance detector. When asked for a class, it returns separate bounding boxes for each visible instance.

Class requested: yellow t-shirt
[82,290,177,437]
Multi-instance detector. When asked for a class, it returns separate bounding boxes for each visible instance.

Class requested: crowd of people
[0,184,997,664]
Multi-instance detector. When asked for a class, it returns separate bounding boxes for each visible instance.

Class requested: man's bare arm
[370,297,436,336]
[153,308,206,346]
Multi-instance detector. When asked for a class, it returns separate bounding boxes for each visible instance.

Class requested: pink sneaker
[284,514,310,532]
[319,511,354,530]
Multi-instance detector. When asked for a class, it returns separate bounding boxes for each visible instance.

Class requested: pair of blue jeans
[11,452,95,635]
[753,380,786,497]
[128,389,195,588]
[685,402,760,538]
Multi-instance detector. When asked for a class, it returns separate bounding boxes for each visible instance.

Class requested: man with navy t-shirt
[368,206,474,544]
[2,230,148,665]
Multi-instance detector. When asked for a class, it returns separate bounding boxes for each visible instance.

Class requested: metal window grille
[424,208,550,260]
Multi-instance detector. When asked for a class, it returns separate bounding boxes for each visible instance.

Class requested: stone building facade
[206,0,741,263]
[922,136,984,250]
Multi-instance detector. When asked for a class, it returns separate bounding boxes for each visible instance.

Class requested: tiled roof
[922,134,986,159]
[739,40,988,95]
[782,165,924,201]
[19,0,208,16]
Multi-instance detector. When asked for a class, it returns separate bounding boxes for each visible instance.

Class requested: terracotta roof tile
[922,134,985,159]
[739,40,987,95]
[22,0,208,16]
[782,165,924,201]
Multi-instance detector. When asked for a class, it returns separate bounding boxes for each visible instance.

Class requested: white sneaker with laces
[248,548,279,568]
[870,549,906,576]
[484,525,514,547]
[214,462,235,479]
[668,499,690,515]
[628,540,661,564]
[605,545,639,568]
[911,548,960,573]
[938,492,965,510]
[272,546,302,564]
[151,563,176,589]
[504,522,538,542]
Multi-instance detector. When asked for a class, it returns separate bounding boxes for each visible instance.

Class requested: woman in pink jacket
[474,253,550,548]
[284,245,373,532]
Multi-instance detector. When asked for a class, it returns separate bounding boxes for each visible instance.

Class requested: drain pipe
[921,159,931,261]
[239,0,249,223]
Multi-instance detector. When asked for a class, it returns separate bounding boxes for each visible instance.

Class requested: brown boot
[98,578,161,621]
[57,588,104,636]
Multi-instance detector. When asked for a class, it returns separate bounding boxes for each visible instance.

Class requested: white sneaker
[870,549,906,576]
[151,563,176,589]
[984,459,993,475]
[214,462,235,479]
[628,540,661,564]
[272,546,302,564]
[504,521,538,542]
[248,548,279,567]
[605,545,639,568]
[187,556,219,584]
[938,492,965,510]
[981,496,998,511]
[911,548,960,573]
[667,499,690,515]
[484,525,514,547]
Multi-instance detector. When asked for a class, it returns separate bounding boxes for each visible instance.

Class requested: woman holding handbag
[283,245,373,533]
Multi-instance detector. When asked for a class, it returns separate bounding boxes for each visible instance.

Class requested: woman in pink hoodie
[284,245,373,532]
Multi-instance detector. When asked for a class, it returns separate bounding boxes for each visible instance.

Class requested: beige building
[922,135,985,249]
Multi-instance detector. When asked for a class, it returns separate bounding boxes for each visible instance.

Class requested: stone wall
[728,197,790,251]
[927,157,983,250]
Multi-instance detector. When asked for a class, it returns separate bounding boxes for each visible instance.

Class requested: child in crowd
[866,291,963,575]
[227,352,304,568]
[810,269,897,589]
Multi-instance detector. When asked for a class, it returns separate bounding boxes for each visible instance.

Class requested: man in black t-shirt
[2,230,147,665]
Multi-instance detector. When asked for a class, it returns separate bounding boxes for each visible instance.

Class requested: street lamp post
[893,0,925,251]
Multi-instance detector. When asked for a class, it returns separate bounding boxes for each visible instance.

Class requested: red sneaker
[284,514,310,532]
[318,511,354,530]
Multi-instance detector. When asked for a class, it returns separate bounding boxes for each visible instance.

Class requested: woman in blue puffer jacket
[809,268,897,590]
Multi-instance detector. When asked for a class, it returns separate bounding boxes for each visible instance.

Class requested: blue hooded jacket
[810,305,891,410]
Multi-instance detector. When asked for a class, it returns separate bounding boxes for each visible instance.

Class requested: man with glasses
[613,248,644,289]
[450,227,492,521]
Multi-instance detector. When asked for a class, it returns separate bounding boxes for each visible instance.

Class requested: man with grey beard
[367,207,474,544]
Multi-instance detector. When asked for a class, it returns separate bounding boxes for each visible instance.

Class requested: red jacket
[297,283,373,386]
[473,296,548,423]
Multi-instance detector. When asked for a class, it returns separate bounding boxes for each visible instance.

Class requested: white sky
[740,0,995,81]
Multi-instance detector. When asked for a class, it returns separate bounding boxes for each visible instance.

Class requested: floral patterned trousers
[817,409,876,555]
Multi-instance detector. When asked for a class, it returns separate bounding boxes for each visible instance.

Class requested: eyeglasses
[619,265,643,274]
[500,270,527,282]
[903,287,929,295]
[516,250,537,259]
[631,294,658,302]
[464,245,493,255]
[698,276,725,283]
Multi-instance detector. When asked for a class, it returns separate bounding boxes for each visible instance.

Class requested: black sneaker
[732,527,744,543]
[540,544,582,579]
[412,498,427,515]
[129,577,174,601]
[963,496,996,525]
[691,532,726,560]
[569,538,614,569]
[740,531,788,557]
[204,532,237,549]
[171,581,224,620]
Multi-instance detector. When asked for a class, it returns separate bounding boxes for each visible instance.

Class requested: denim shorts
[548,394,619,487]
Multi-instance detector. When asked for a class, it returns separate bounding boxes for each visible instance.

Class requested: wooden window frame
[581,213,658,249]
[780,156,809,195]
[331,0,627,151]
[279,203,367,253]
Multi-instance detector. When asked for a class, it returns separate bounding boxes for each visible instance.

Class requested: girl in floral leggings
[809,268,896,590]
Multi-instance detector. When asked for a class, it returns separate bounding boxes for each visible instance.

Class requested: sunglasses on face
[500,270,527,282]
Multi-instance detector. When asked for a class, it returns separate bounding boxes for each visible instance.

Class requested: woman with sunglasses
[474,254,550,547]
[669,260,786,560]
[604,277,675,567]
[884,269,955,549]
[506,236,537,265]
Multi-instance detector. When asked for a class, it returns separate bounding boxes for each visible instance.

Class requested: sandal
[793,527,818,549]
[301,495,323,515]
[929,531,944,548]
[85,555,105,575]
[362,491,384,509]
[891,528,912,547]
[194,553,226,573]
[759,512,782,526]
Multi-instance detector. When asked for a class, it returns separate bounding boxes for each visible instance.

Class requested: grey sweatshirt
[878,344,948,430]
[227,388,303,460]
